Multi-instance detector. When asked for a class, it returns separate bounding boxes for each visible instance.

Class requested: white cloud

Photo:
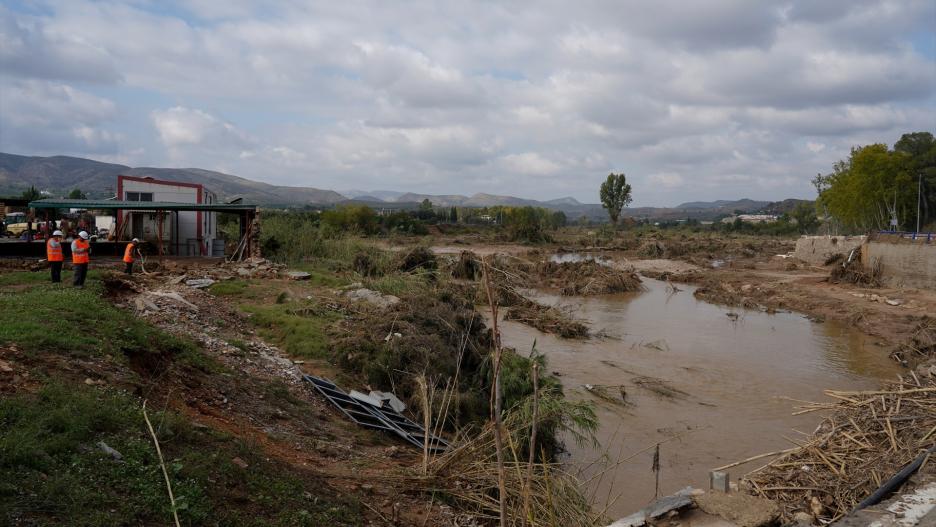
[0,0,933,205]
[152,106,252,150]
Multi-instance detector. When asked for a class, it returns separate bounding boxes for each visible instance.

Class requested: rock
[693,491,780,527]
[231,456,248,469]
[884,298,903,306]
[0,359,12,373]
[84,378,106,386]
[345,288,401,309]
[97,441,123,461]
[185,278,215,289]
[287,271,311,280]
[134,297,160,313]
[236,268,251,277]
[740,284,753,293]
[792,512,814,525]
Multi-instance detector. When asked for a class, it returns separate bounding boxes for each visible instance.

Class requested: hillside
[0,153,344,205]
[1,153,796,220]
[674,199,770,210]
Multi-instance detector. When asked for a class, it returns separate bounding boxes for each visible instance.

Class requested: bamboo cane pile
[742,374,936,523]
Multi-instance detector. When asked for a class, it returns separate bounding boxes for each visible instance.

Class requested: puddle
[495,277,902,519]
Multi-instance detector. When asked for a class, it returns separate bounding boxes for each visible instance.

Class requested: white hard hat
[132,238,140,243]
[52,230,63,236]
[78,231,89,239]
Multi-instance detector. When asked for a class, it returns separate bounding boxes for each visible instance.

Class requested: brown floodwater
[495,271,903,519]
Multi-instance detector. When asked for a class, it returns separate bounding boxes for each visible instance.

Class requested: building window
[126,192,153,202]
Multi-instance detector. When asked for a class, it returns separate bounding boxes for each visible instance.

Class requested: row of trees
[18,186,87,201]
[816,132,936,232]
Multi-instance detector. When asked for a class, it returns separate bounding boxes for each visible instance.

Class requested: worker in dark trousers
[71,231,90,288]
[123,238,140,274]
[46,230,64,282]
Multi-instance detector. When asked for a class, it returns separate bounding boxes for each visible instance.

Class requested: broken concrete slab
[693,491,780,527]
[607,487,696,527]
[287,271,311,280]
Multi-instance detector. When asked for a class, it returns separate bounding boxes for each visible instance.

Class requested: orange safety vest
[72,239,90,264]
[123,242,136,263]
[46,238,63,262]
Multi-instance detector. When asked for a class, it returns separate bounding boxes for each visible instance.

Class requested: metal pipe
[853,444,936,511]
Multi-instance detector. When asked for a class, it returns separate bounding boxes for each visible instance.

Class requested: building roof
[28,199,258,212]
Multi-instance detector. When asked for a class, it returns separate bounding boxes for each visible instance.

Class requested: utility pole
[917,173,923,234]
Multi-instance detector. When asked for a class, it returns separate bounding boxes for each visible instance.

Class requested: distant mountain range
[0,153,345,205]
[1,152,802,220]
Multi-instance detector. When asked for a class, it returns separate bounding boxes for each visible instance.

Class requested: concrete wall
[862,237,936,289]
[794,235,866,265]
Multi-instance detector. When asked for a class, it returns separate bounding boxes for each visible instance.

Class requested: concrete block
[710,470,730,493]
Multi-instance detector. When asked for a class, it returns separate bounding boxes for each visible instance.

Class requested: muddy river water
[495,266,903,519]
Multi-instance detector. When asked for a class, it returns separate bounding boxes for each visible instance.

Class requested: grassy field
[0,271,364,526]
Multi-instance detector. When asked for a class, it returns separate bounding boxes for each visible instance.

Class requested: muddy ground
[4,229,934,526]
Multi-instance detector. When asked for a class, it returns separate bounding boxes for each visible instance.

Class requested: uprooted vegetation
[536,260,643,296]
[829,254,882,287]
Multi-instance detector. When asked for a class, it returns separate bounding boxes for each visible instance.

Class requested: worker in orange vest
[123,238,140,275]
[71,231,91,288]
[47,230,64,283]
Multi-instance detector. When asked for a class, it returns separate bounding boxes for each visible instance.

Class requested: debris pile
[637,240,667,258]
[829,252,881,287]
[161,257,287,281]
[504,301,588,339]
[742,372,936,523]
[450,250,481,280]
[902,318,936,361]
[537,260,643,296]
[395,246,437,274]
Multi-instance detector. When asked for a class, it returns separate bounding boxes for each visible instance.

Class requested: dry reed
[742,373,936,522]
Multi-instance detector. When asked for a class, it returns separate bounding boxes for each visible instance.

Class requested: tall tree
[67,188,87,199]
[599,173,632,225]
[816,143,914,231]
[894,132,936,229]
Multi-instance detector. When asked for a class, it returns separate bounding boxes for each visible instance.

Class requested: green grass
[208,279,251,296]
[242,301,339,359]
[0,383,363,526]
[362,271,431,297]
[0,281,205,369]
[291,263,350,287]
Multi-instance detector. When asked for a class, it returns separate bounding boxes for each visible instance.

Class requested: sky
[1,1,934,207]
